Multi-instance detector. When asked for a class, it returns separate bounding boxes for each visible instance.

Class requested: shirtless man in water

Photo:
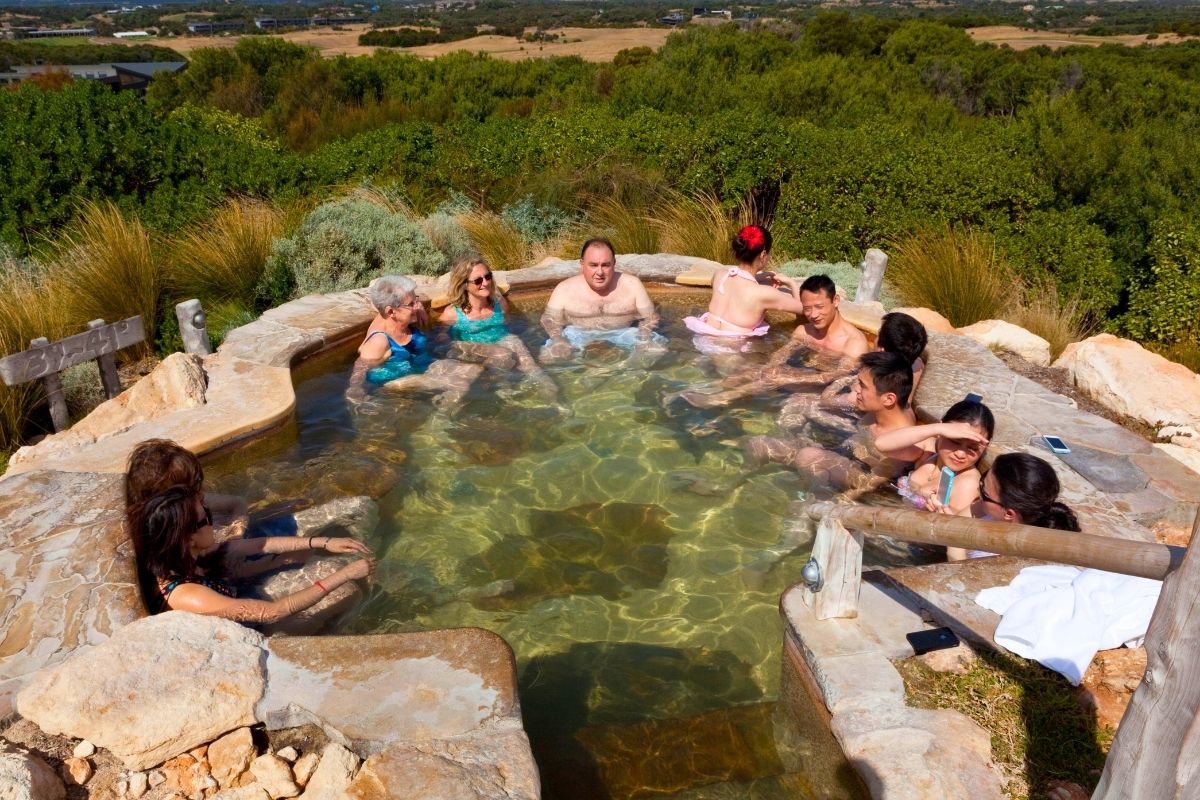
[540,238,660,363]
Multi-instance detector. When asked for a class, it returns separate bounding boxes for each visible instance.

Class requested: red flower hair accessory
[738,225,764,250]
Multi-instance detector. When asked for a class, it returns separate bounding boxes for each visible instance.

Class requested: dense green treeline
[2,19,1200,351]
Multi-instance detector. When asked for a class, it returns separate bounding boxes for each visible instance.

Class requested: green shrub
[1122,214,1200,347]
[500,195,574,243]
[263,196,447,299]
[421,212,476,264]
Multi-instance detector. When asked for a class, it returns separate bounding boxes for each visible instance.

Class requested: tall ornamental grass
[1005,288,1095,361]
[49,201,160,351]
[580,196,660,255]
[0,264,66,450]
[889,225,1011,328]
[454,209,571,271]
[168,198,286,308]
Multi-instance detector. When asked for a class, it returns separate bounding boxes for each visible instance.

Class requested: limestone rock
[275,747,298,763]
[292,753,319,788]
[61,756,93,786]
[16,612,267,770]
[213,788,270,800]
[894,306,956,334]
[1080,646,1147,730]
[10,352,207,466]
[291,496,379,548]
[918,643,978,675]
[0,742,65,800]
[958,319,1052,366]
[127,771,149,798]
[249,754,299,799]
[1054,334,1200,438]
[252,558,362,636]
[209,728,257,790]
[297,743,360,800]
[72,740,96,758]
[1155,442,1200,478]
[345,730,539,800]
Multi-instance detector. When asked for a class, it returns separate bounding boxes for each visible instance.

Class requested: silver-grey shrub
[421,212,475,264]
[266,196,447,298]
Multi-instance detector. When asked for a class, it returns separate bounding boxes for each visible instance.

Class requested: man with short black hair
[768,274,869,365]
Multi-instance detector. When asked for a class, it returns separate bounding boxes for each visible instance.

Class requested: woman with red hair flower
[684,225,807,357]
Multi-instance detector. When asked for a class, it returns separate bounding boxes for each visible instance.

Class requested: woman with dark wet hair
[979,452,1081,532]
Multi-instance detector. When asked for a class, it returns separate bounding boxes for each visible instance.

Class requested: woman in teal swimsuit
[437,254,557,399]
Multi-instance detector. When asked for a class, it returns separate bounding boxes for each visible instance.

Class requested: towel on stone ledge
[975,565,1162,685]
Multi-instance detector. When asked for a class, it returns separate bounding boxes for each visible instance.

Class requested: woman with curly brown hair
[125,440,374,627]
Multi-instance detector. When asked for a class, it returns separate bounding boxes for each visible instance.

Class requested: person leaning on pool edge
[125,439,376,627]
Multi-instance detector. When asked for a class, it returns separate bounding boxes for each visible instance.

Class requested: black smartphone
[964,392,983,404]
[906,626,960,655]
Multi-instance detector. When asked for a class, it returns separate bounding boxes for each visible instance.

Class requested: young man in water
[766,274,869,368]
[539,238,661,363]
[745,350,918,491]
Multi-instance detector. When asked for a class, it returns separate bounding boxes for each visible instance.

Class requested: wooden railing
[797,501,1199,799]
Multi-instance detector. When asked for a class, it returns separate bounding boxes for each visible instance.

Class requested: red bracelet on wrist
[315,580,328,594]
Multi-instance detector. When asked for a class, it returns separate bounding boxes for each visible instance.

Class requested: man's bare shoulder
[548,274,586,300]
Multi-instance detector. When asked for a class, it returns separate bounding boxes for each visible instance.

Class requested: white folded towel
[975,565,1162,685]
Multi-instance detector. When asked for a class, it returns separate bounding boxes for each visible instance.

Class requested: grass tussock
[49,200,160,350]
[1005,288,1095,361]
[455,210,571,271]
[0,266,66,450]
[1150,340,1200,373]
[896,651,1113,799]
[579,195,661,256]
[168,198,286,306]
[890,225,1012,328]
[655,193,749,265]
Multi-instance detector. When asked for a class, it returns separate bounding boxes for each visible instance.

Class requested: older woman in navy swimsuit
[437,254,557,399]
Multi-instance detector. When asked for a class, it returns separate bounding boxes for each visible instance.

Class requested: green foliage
[264,196,446,299]
[1123,214,1200,346]
[0,41,183,70]
[421,212,476,263]
[500,196,574,243]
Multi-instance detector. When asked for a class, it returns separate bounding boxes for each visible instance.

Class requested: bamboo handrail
[805,502,1185,581]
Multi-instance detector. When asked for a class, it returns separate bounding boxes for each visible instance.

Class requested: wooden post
[854,248,887,304]
[801,515,864,620]
[30,337,69,433]
[88,319,122,399]
[1093,512,1200,799]
[175,299,212,356]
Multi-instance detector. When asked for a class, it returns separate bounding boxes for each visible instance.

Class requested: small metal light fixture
[802,557,823,593]
[191,310,207,329]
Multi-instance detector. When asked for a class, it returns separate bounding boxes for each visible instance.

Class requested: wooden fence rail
[0,316,144,432]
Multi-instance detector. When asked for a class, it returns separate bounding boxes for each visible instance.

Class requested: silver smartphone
[1043,435,1071,455]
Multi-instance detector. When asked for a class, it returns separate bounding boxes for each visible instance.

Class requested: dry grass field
[90,24,674,61]
[967,25,1194,50]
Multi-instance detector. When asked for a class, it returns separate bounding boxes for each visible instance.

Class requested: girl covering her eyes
[873,400,995,560]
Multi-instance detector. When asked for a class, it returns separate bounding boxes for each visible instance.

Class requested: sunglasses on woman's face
[471,272,494,287]
[193,505,213,533]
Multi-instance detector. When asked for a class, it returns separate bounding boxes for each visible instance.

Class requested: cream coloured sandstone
[16,613,266,770]
[893,306,955,334]
[1055,333,1200,442]
[958,319,1052,366]
[0,741,65,800]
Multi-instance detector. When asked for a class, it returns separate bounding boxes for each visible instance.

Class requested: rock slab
[0,741,65,800]
[16,613,267,770]
[1055,333,1200,442]
[958,319,1052,366]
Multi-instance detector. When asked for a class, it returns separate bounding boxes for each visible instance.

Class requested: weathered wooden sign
[0,316,144,386]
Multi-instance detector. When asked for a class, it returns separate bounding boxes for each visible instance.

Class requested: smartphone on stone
[964,392,983,404]
[906,626,960,655]
[1043,435,1071,455]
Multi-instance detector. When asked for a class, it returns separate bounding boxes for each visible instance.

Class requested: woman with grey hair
[357,274,431,384]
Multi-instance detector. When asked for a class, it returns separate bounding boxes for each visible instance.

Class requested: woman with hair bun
[683,225,808,352]
[979,452,1081,532]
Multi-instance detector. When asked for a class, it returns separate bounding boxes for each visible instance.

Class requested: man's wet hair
[859,350,913,410]
[877,312,927,366]
[799,274,836,300]
[580,237,617,262]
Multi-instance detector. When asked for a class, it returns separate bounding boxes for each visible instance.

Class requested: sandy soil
[90,24,674,61]
[968,25,1195,50]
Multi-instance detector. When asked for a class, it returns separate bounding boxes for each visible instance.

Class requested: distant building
[113,31,151,38]
[0,61,185,93]
[661,12,686,25]
[253,17,312,29]
[19,28,97,39]
[185,20,245,35]
[312,16,366,26]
